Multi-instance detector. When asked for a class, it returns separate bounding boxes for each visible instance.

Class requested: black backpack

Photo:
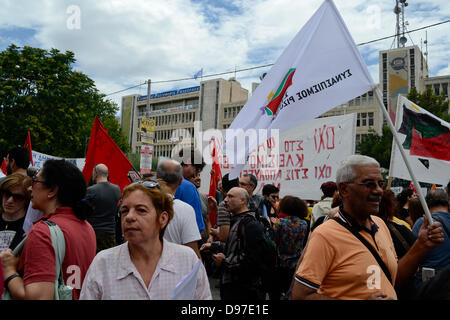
[237,214,278,293]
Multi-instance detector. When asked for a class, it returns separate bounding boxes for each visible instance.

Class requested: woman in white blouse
[80,180,211,300]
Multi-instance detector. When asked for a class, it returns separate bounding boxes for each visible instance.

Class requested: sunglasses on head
[2,190,25,202]
[132,180,161,189]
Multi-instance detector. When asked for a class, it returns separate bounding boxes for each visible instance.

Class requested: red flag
[24,131,34,166]
[207,139,222,227]
[1,158,7,175]
[82,116,133,192]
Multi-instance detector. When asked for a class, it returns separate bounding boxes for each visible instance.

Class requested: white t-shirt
[164,199,201,245]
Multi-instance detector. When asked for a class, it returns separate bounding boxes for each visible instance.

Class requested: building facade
[319,87,384,153]
[379,45,429,120]
[424,75,450,99]
[121,78,248,157]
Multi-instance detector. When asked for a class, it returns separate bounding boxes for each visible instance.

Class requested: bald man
[156,159,202,259]
[200,187,267,300]
[86,163,121,253]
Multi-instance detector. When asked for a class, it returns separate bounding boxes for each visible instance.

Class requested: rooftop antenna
[394,0,409,48]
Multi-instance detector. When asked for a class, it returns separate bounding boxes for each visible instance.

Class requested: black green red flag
[398,105,450,161]
[389,96,450,185]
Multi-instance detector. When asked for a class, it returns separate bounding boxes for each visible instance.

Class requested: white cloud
[1,0,449,110]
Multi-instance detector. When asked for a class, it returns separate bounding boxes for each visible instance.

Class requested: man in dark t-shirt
[86,164,121,253]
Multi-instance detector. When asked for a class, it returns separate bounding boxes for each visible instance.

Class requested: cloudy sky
[1,0,449,112]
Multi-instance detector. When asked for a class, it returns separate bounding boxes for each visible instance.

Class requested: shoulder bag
[1,221,72,300]
[332,217,393,285]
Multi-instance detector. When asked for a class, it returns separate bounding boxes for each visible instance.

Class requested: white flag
[389,95,450,185]
[226,0,373,178]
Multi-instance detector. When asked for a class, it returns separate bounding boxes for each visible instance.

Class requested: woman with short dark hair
[271,195,308,299]
[0,159,96,300]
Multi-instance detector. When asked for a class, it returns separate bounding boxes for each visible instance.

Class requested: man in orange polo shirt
[292,155,444,300]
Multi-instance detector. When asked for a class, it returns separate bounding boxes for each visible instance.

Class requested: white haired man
[292,155,444,300]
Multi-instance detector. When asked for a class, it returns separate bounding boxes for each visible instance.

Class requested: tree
[359,126,392,169]
[0,44,129,158]
[408,86,450,122]
[359,87,449,168]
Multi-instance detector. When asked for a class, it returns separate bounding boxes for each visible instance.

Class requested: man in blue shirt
[412,189,450,273]
[174,147,205,234]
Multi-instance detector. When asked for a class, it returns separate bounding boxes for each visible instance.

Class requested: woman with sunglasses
[0,159,96,300]
[0,173,31,251]
[80,180,212,300]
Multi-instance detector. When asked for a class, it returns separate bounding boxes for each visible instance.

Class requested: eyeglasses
[2,190,25,202]
[269,195,279,200]
[32,176,47,186]
[349,180,385,189]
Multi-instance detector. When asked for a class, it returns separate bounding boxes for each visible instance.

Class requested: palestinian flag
[398,102,450,162]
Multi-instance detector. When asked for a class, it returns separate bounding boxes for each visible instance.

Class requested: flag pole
[373,87,433,224]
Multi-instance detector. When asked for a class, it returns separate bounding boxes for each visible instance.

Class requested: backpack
[237,214,278,293]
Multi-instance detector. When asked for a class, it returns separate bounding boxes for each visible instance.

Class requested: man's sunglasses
[2,190,25,202]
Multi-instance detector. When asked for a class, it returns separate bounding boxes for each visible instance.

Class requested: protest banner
[140,144,154,175]
[139,118,155,144]
[200,114,356,200]
[31,150,85,172]
[139,118,155,174]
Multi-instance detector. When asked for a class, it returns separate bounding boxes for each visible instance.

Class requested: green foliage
[0,44,129,158]
[407,86,450,122]
[126,152,140,170]
[359,126,393,169]
[359,87,449,168]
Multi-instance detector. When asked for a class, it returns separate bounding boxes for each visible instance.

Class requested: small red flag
[409,181,418,196]
[207,139,222,227]
[1,158,7,175]
[24,131,34,166]
[82,116,134,192]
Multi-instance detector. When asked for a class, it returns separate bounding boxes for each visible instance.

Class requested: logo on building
[390,56,407,72]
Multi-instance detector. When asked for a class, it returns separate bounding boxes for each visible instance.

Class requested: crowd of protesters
[0,146,449,300]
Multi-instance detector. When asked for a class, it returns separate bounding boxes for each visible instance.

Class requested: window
[442,83,448,97]
[356,134,361,154]
[410,49,416,89]
[368,91,374,104]
[357,113,360,127]
[434,84,440,96]
[368,112,374,126]
[361,113,367,126]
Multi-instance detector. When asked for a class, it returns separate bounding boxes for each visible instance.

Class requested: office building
[121,78,248,157]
